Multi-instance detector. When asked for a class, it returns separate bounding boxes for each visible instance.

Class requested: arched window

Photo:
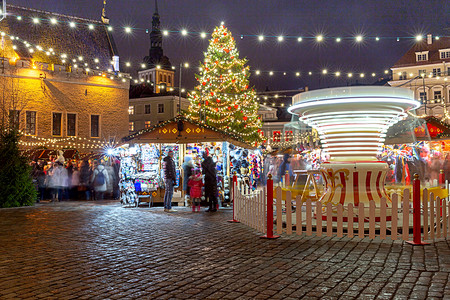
[164,75,167,82]
[159,74,162,82]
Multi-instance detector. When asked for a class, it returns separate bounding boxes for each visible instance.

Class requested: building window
[163,75,167,82]
[158,104,164,113]
[440,51,450,59]
[418,69,426,77]
[9,110,20,129]
[145,104,151,114]
[67,113,76,137]
[168,76,171,84]
[416,53,428,61]
[434,91,442,100]
[447,67,450,76]
[149,74,152,82]
[285,130,293,142]
[159,74,162,82]
[52,112,62,136]
[129,122,134,132]
[399,72,407,80]
[25,111,36,135]
[273,131,281,143]
[419,92,427,102]
[145,121,151,128]
[128,105,134,115]
[91,115,100,138]
[432,68,441,77]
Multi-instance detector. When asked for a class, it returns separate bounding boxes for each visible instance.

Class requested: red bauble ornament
[215,108,219,112]
[234,104,238,109]
[205,101,209,105]
[231,56,234,59]
[202,82,206,86]
[207,78,210,81]
[223,32,227,36]
[245,85,249,89]
[232,79,236,83]
[224,49,229,53]
[214,38,218,43]
[215,61,218,64]
[216,99,220,103]
[210,92,214,96]
[205,67,209,71]
[228,106,231,110]
[198,102,201,106]
[243,116,248,121]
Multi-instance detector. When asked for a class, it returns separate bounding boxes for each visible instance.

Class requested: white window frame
[439,49,450,59]
[415,51,429,62]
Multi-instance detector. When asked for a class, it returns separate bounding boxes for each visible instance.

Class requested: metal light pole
[178,63,182,114]
[423,75,427,115]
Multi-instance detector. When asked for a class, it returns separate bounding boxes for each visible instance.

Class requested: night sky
[8,0,449,92]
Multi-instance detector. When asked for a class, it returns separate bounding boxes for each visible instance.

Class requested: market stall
[116,116,252,207]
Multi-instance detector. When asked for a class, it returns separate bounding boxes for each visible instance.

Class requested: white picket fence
[232,180,450,242]
[233,181,266,233]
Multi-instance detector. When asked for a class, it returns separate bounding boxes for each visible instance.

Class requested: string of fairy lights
[17,131,116,150]
[6,12,447,44]
[0,31,132,83]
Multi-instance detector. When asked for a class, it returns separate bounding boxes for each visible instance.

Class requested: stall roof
[121,116,252,148]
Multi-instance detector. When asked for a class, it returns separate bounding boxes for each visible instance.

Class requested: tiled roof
[0,4,117,70]
[392,37,450,68]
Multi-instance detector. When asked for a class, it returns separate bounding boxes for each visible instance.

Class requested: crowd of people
[31,158,120,202]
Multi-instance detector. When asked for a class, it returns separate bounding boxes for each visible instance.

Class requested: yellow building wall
[0,65,129,143]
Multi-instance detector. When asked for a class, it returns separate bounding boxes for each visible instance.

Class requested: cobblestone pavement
[1,201,450,299]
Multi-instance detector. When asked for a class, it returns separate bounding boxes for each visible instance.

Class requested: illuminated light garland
[8,12,446,44]
[0,31,131,82]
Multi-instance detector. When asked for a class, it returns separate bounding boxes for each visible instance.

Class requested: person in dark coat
[163,150,177,212]
[202,151,217,212]
[79,160,92,200]
[279,153,293,184]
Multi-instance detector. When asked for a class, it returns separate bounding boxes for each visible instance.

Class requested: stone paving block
[0,201,449,299]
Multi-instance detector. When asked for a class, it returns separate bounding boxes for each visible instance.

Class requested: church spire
[101,0,109,24]
[143,0,171,70]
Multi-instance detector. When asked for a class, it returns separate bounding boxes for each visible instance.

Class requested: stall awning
[121,116,252,148]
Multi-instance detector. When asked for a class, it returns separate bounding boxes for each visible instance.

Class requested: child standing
[188,169,203,212]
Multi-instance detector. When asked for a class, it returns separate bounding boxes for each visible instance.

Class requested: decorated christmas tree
[186,24,263,144]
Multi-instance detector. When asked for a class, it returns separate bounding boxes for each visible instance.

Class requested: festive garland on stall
[122,115,253,146]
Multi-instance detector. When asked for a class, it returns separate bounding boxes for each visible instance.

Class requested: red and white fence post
[439,169,445,185]
[228,172,239,223]
[407,173,429,245]
[261,174,280,239]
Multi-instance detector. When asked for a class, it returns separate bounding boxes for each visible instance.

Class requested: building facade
[129,95,189,132]
[389,34,450,118]
[0,4,129,149]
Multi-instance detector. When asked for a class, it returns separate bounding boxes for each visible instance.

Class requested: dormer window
[439,49,450,59]
[416,51,429,62]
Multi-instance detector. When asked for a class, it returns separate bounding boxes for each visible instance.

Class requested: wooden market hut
[119,116,252,205]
